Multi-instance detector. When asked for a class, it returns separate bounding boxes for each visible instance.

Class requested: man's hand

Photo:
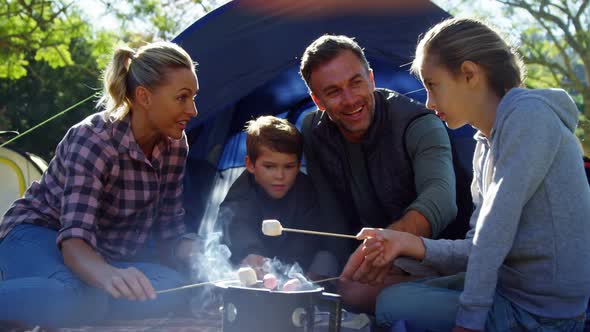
[340,243,364,281]
[341,239,390,286]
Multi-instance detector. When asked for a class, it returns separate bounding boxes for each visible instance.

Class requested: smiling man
[299,35,458,313]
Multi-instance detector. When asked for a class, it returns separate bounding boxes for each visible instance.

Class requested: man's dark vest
[304,89,430,231]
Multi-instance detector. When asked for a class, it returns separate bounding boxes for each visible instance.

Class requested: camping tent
[0,134,48,216]
[173,0,475,238]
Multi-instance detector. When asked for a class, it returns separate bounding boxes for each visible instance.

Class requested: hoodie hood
[495,88,579,134]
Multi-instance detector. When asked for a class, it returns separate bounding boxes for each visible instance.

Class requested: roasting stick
[262,219,358,239]
[157,267,258,294]
[156,281,217,294]
[312,276,341,284]
[283,227,358,239]
[157,275,247,294]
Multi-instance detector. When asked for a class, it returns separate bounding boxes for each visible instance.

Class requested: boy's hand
[170,238,202,276]
[174,239,197,261]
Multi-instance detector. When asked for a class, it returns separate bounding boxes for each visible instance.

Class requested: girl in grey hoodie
[341,17,590,332]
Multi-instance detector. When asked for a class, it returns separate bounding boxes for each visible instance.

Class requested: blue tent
[173,0,475,237]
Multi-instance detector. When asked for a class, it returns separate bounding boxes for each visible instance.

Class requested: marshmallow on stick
[261,219,358,239]
[237,267,257,286]
[262,219,283,236]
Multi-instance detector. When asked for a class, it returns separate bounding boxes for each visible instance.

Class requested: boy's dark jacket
[218,170,322,268]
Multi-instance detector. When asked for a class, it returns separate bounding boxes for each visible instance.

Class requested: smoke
[184,167,319,312]
[188,199,314,289]
[186,217,316,314]
[185,226,234,313]
[187,228,314,288]
[189,168,241,284]
[191,230,235,282]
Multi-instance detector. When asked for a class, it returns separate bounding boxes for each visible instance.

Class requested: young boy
[217,116,323,273]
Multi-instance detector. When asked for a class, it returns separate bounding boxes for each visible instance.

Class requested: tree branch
[534,19,582,86]
[497,0,585,55]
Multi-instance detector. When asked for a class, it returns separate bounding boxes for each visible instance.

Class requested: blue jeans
[376,273,585,332]
[0,224,190,327]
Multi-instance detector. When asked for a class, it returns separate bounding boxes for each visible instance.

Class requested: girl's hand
[361,237,388,266]
[356,228,405,267]
[100,266,156,301]
[357,227,426,266]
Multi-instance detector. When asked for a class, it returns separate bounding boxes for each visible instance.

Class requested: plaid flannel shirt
[0,112,188,260]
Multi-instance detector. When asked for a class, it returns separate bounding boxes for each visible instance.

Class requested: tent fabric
[0,146,47,217]
[173,0,475,169]
[174,0,448,125]
[173,0,475,238]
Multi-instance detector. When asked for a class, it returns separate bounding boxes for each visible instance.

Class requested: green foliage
[0,53,29,79]
[0,36,101,160]
[35,44,74,68]
[498,0,590,154]
[90,31,119,70]
[0,0,87,79]
[0,0,216,159]
[102,0,218,39]
[436,0,590,155]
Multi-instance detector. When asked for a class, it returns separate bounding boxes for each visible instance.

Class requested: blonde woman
[0,41,199,328]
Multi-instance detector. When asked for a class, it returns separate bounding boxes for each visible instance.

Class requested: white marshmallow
[238,267,257,286]
[262,219,283,236]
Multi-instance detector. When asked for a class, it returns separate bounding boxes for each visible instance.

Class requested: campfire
[156,218,356,331]
[216,267,342,332]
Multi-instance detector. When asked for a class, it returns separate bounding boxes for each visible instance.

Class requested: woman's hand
[99,266,156,301]
[61,238,156,301]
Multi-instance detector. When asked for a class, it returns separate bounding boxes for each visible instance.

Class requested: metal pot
[215,280,341,332]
